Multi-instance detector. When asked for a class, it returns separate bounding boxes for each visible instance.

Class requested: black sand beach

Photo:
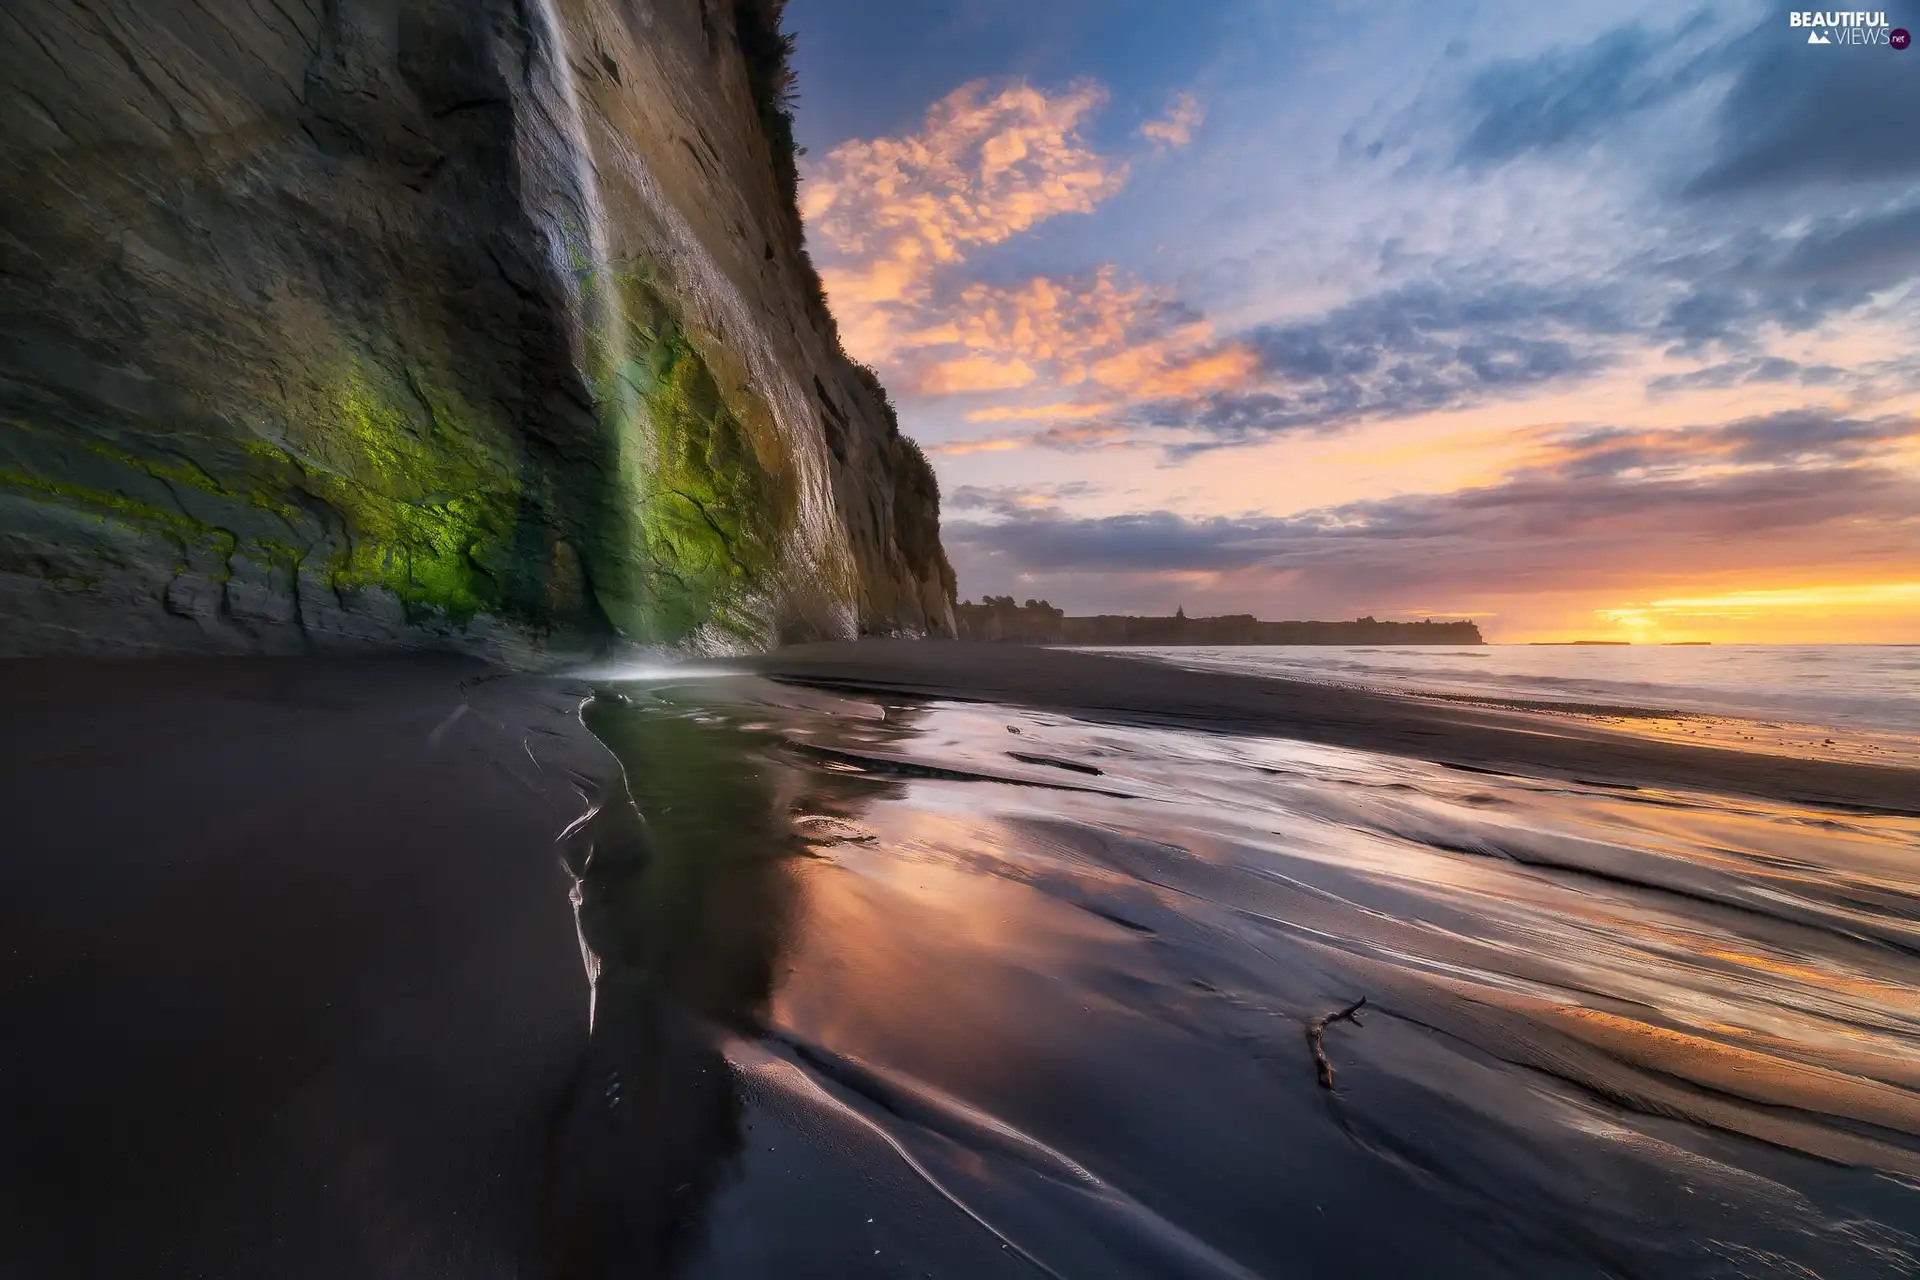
[0,658,596,1275]
[5,647,1919,1278]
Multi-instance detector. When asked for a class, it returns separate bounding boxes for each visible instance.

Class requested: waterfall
[503,0,858,647]
[513,0,634,431]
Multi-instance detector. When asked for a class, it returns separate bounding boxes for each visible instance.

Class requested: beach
[745,640,1920,813]
[0,658,598,1275]
[4,644,1918,1277]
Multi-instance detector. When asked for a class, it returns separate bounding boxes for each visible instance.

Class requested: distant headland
[954,598,1484,645]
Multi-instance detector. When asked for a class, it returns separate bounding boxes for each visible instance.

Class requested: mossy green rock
[0,0,954,659]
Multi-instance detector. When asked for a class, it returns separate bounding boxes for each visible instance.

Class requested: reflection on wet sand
[542,701,804,1275]
[563,673,1920,1278]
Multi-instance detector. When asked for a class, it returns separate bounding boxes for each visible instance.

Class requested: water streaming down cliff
[0,0,952,659]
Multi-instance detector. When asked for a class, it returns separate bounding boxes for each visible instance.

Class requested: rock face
[0,0,955,661]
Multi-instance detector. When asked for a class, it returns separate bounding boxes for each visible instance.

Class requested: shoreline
[739,640,1920,815]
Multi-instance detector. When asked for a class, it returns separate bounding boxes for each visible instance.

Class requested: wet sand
[743,641,1920,813]
[6,649,1919,1278]
[588,667,1920,1278]
[0,658,596,1276]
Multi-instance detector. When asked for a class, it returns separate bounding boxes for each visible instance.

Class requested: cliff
[955,599,1484,645]
[0,0,955,661]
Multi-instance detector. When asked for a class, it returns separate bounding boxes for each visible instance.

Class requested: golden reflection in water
[583,675,1920,1214]
[773,803,1144,1098]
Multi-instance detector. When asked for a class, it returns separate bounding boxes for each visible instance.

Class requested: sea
[1095,643,1920,764]
[571,644,1920,1277]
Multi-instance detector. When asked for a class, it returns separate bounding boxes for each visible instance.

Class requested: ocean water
[1094,644,1920,764]
[564,660,1920,1277]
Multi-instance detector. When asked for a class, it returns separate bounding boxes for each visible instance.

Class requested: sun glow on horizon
[1512,581,1920,644]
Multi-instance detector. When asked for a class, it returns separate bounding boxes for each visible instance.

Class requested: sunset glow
[792,1,1920,641]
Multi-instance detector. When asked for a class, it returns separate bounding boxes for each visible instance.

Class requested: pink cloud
[1138,92,1204,149]
[801,80,1129,360]
[801,81,1256,447]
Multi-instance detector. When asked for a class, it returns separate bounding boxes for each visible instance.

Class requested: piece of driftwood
[1306,997,1367,1089]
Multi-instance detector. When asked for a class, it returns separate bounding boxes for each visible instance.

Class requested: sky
[784,0,1920,642]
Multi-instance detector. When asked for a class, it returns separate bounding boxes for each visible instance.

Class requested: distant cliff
[955,599,1484,645]
[0,0,954,660]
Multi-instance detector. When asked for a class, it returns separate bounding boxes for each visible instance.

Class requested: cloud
[964,399,1121,423]
[1518,412,1920,478]
[914,272,1659,456]
[950,461,1919,578]
[1359,12,1920,363]
[947,481,1102,517]
[1645,356,1843,396]
[1687,26,1920,196]
[1439,10,1920,197]
[810,11,1920,511]
[905,271,1634,454]
[884,265,1625,459]
[930,421,1138,456]
[1775,203,1920,288]
[849,200,1917,457]
[916,354,1039,394]
[943,410,1920,611]
[1089,337,1258,399]
[802,80,1125,260]
[923,268,1184,366]
[889,265,1260,418]
[1254,279,1629,375]
[1100,279,1630,450]
[802,80,1129,358]
[1032,423,1135,450]
[801,81,1249,425]
[1453,20,1719,166]
[1646,201,1920,352]
[1138,92,1204,149]
[929,436,1029,456]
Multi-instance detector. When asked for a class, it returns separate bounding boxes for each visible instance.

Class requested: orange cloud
[1138,92,1204,149]
[964,400,1121,423]
[1087,338,1259,399]
[802,80,1129,360]
[801,81,1258,443]
[947,268,1154,364]
[929,423,1136,456]
[914,268,1260,411]
[930,436,1031,456]
[917,355,1039,395]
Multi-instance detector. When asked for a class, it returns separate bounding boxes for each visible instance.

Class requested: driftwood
[1306,997,1367,1089]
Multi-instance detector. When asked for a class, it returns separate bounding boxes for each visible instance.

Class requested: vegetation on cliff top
[734,0,838,343]
[734,0,802,211]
